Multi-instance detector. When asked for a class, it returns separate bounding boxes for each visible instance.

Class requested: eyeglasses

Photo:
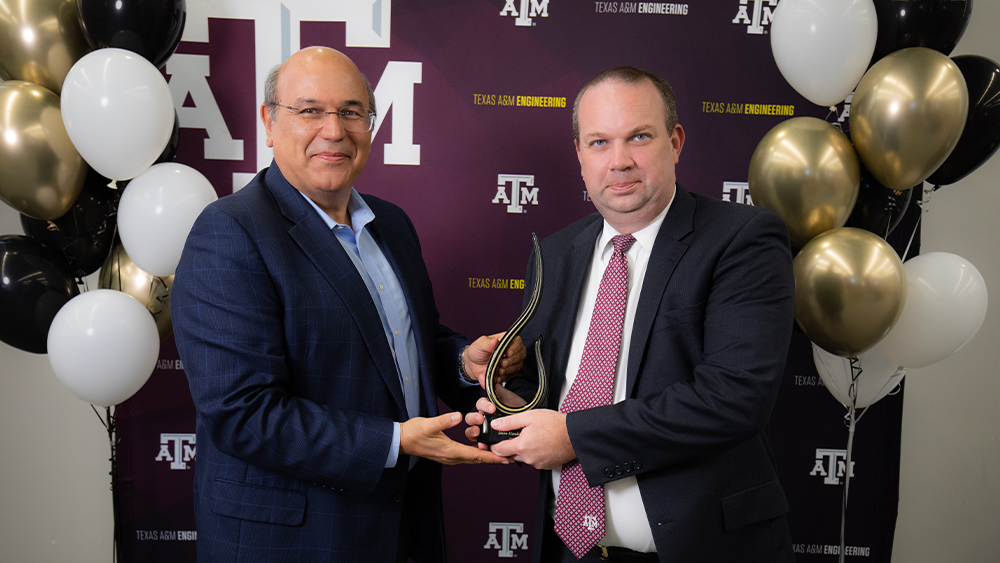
[274,103,376,133]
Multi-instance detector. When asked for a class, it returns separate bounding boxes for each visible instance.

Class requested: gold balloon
[0,80,86,220]
[793,228,906,357]
[0,0,92,93]
[99,242,174,341]
[850,47,968,191]
[749,117,860,248]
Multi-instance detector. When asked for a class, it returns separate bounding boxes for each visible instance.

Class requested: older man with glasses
[171,46,523,563]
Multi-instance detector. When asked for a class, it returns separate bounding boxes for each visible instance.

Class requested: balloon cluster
[756,0,990,412]
[0,1,217,408]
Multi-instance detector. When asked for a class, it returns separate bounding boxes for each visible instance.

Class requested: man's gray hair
[572,66,678,143]
[262,62,378,122]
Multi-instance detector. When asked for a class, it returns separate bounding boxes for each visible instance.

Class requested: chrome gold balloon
[99,242,174,341]
[793,228,906,357]
[749,117,860,248]
[0,0,92,93]
[850,47,968,191]
[0,80,86,220]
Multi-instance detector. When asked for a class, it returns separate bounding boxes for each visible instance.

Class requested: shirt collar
[597,187,676,258]
[297,185,375,233]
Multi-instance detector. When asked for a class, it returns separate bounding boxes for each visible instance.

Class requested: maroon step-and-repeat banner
[116,1,910,560]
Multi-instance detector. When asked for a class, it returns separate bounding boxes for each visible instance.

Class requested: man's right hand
[464,397,498,450]
[400,412,509,464]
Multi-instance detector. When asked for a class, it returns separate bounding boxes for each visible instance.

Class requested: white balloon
[880,252,988,368]
[60,48,174,181]
[770,0,878,107]
[117,163,218,277]
[47,290,160,407]
[813,343,904,409]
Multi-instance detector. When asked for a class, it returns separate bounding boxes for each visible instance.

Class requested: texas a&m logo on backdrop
[494,174,540,214]
[732,0,777,34]
[500,0,550,26]
[484,522,529,558]
[155,433,196,470]
[810,448,856,486]
[722,181,753,205]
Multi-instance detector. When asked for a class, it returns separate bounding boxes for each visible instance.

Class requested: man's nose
[609,141,634,170]
[317,112,347,139]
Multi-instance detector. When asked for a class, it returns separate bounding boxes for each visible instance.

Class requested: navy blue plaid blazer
[172,164,477,562]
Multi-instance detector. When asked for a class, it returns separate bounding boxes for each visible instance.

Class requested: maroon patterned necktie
[554,234,635,559]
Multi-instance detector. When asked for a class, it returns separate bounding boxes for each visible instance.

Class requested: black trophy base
[477,413,522,445]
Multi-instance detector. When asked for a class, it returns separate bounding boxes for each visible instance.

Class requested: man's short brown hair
[572,66,678,142]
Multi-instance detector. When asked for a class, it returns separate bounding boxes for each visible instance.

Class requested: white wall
[892,4,1000,562]
[0,203,113,561]
[0,5,998,563]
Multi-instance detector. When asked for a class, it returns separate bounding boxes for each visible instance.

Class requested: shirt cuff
[386,421,401,468]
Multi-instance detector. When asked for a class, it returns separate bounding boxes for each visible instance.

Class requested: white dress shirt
[550,193,674,552]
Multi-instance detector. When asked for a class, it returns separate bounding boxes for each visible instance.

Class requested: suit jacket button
[392,493,404,503]
[605,468,615,478]
[633,461,642,471]
[615,464,625,475]
[623,462,632,473]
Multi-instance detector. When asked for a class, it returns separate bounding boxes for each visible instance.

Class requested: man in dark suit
[466,67,796,562]
[172,46,521,563]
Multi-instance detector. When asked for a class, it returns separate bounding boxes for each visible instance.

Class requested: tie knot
[612,234,636,255]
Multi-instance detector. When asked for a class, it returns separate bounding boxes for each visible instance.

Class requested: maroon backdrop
[115,1,908,560]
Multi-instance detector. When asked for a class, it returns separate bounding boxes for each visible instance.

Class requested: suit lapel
[545,217,603,406]
[265,168,406,413]
[625,186,695,397]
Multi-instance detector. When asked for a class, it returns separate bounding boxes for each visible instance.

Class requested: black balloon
[871,0,973,62]
[21,168,122,277]
[0,235,80,354]
[76,0,186,69]
[847,165,916,239]
[927,55,1000,186]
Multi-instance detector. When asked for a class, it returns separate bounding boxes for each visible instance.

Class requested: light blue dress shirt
[298,189,419,468]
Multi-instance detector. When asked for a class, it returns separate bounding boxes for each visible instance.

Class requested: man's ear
[670,124,685,162]
[261,104,275,148]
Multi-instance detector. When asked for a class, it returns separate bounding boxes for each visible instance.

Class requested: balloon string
[91,404,109,430]
[115,244,122,291]
[148,281,156,310]
[887,375,904,396]
[91,405,122,562]
[838,356,861,563]
[901,212,922,262]
[902,184,933,261]
[845,356,862,425]
[854,367,905,424]
[839,406,857,563]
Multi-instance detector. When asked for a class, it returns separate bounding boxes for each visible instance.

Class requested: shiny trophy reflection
[478,233,547,445]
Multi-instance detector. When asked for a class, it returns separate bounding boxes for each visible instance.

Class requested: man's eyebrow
[581,123,656,140]
[628,123,656,135]
[291,97,367,109]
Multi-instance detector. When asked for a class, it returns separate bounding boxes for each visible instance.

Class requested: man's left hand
[464,333,526,387]
[487,409,575,470]
[400,412,510,465]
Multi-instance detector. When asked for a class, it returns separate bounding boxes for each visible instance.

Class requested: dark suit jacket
[171,164,479,563]
[518,186,796,563]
